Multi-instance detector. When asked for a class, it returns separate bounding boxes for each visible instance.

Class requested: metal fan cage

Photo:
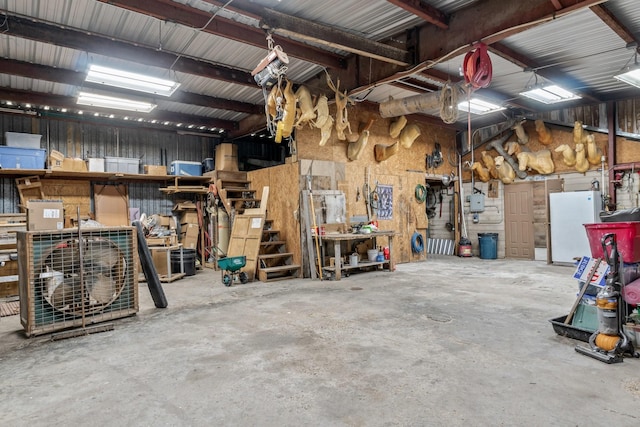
[17,227,138,337]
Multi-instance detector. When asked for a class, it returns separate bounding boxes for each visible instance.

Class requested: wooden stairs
[210,171,300,282]
[212,170,260,215]
[257,221,300,282]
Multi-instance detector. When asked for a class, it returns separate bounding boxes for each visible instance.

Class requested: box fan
[17,227,138,337]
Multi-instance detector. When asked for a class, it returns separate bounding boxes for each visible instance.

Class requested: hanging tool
[364,166,371,221]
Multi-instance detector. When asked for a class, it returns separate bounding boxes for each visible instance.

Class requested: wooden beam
[550,0,564,10]
[227,1,410,66]
[386,0,449,29]
[590,4,639,46]
[418,0,607,61]
[0,59,264,115]
[4,14,256,88]
[0,88,239,130]
[96,0,345,70]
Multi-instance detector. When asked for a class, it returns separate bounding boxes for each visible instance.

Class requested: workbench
[321,231,395,280]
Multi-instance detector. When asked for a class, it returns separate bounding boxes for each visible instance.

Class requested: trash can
[478,233,498,259]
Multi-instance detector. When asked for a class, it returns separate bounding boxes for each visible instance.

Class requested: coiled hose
[411,231,424,253]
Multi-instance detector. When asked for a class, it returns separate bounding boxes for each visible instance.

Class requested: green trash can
[478,233,498,259]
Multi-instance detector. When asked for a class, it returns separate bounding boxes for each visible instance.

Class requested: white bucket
[350,253,359,266]
[367,249,378,261]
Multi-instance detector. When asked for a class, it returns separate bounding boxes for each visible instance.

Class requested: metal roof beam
[0,59,263,115]
[488,42,602,104]
[385,0,448,29]
[95,0,345,70]
[2,14,256,88]
[0,88,239,130]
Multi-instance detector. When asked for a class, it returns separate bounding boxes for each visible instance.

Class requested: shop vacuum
[575,233,639,363]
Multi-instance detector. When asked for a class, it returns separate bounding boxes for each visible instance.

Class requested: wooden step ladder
[257,219,300,282]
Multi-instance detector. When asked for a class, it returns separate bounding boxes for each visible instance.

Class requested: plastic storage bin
[170,160,202,176]
[0,146,46,169]
[104,156,140,174]
[478,233,498,259]
[584,222,640,263]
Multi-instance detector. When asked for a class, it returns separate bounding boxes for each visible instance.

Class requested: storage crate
[170,160,202,176]
[0,146,46,169]
[86,158,105,172]
[584,222,640,263]
[5,132,42,149]
[105,156,140,174]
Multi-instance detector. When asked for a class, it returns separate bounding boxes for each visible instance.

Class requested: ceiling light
[163,121,170,125]
[77,91,157,113]
[78,110,83,115]
[520,84,581,104]
[109,114,115,118]
[43,106,50,110]
[614,52,640,89]
[24,103,31,108]
[457,98,505,115]
[61,108,67,113]
[94,112,100,117]
[86,64,180,96]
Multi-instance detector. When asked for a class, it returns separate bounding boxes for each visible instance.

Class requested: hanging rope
[414,184,427,203]
[439,82,459,124]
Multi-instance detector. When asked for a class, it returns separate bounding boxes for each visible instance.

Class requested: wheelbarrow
[217,255,248,286]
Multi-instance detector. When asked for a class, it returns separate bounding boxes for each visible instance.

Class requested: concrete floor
[1,257,640,426]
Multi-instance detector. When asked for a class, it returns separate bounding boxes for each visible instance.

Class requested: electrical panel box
[469,194,485,213]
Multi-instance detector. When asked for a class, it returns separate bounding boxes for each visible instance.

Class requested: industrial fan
[17,227,138,337]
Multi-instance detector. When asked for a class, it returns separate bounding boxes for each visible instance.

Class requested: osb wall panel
[247,162,301,269]
[296,102,456,263]
[617,138,640,164]
[42,179,91,223]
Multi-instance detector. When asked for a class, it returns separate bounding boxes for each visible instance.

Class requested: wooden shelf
[0,168,211,183]
[323,260,389,272]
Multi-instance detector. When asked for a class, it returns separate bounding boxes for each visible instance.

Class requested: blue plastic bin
[478,233,498,259]
[0,146,46,169]
[170,160,202,176]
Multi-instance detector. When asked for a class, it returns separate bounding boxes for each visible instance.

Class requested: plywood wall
[247,162,302,269]
[295,102,456,263]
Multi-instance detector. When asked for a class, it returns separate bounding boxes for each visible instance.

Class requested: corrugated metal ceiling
[0,0,637,132]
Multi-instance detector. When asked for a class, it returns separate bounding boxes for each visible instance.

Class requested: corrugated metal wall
[0,113,218,216]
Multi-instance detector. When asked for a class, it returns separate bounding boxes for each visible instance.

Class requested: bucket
[478,233,498,259]
[171,248,197,276]
[350,253,359,267]
[367,249,378,262]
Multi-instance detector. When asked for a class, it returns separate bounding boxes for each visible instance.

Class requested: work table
[321,231,396,280]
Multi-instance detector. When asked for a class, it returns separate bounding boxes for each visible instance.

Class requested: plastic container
[170,248,196,276]
[202,158,214,173]
[170,160,202,176]
[478,233,498,259]
[367,249,378,261]
[350,253,359,267]
[584,222,640,263]
[623,277,640,306]
[104,156,140,174]
[5,132,42,148]
[0,146,46,169]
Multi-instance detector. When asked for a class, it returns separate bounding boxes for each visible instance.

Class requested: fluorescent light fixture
[457,98,505,115]
[614,64,640,89]
[520,85,580,104]
[77,92,156,113]
[86,64,180,96]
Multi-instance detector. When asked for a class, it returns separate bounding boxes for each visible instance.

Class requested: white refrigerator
[550,191,601,264]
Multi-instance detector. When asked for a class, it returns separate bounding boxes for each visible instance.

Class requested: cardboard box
[144,165,167,175]
[49,149,64,169]
[94,184,129,226]
[180,223,199,249]
[151,247,171,276]
[26,200,64,231]
[215,143,238,171]
[61,158,88,172]
[180,211,198,225]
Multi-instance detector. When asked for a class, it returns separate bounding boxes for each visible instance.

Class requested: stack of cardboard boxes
[174,202,199,250]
